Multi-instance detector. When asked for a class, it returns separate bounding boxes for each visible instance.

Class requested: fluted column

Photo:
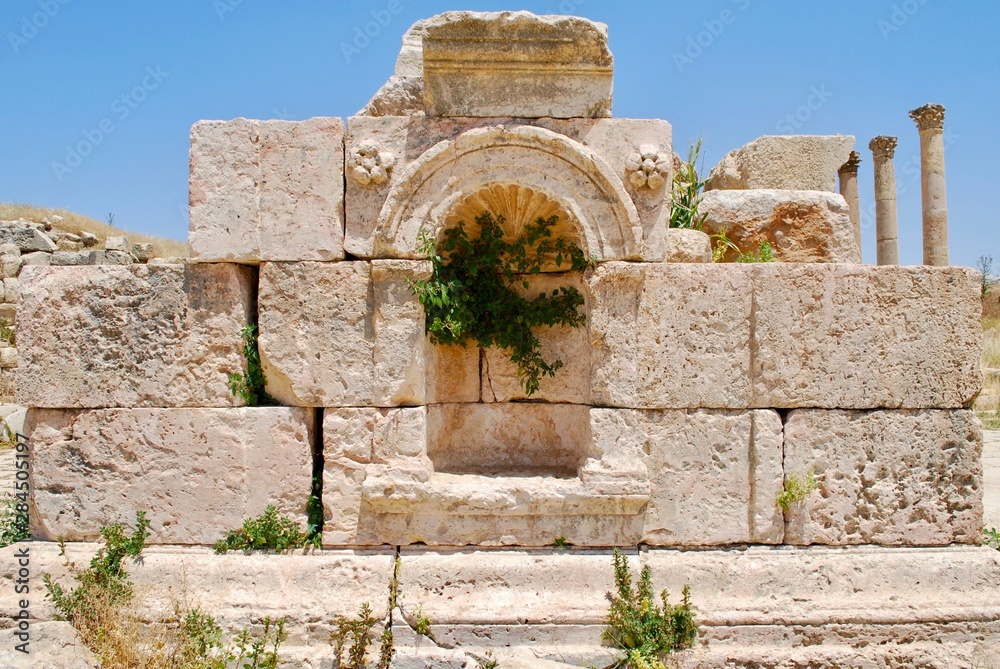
[869,136,899,266]
[838,151,862,256]
[909,103,949,266]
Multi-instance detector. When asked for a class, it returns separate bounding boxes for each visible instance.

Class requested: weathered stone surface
[105,235,130,251]
[705,135,855,192]
[0,303,14,327]
[663,228,712,263]
[104,249,132,265]
[358,20,426,117]
[751,264,982,408]
[588,263,753,409]
[50,250,102,266]
[27,407,314,544]
[0,225,57,252]
[0,347,17,368]
[0,621,98,669]
[189,117,345,263]
[591,409,783,545]
[372,260,479,406]
[259,261,373,407]
[782,409,982,546]
[421,11,613,119]
[131,242,154,262]
[17,264,253,408]
[20,250,50,265]
[482,273,590,404]
[700,189,861,263]
[344,116,651,262]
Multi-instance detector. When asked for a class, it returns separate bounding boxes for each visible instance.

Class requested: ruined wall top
[360,11,614,119]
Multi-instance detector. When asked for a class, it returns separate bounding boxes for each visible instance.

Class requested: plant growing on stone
[736,240,776,264]
[669,139,707,230]
[228,324,277,407]
[213,504,320,553]
[979,255,994,297]
[0,324,15,345]
[331,556,401,669]
[409,212,593,396]
[551,536,573,549]
[777,469,818,511]
[0,492,29,547]
[603,548,697,669]
[984,527,1000,551]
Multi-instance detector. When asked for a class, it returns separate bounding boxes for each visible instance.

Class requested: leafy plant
[736,240,776,264]
[777,469,818,511]
[709,230,740,263]
[551,536,573,549]
[213,505,319,553]
[476,650,499,669]
[231,617,286,669]
[306,474,324,540]
[0,324,15,345]
[414,607,432,637]
[985,527,1000,551]
[979,255,994,298]
[331,556,401,669]
[0,493,29,547]
[603,548,697,669]
[669,139,707,230]
[408,212,593,396]
[228,324,277,407]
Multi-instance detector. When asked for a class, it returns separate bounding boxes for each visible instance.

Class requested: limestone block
[700,189,861,263]
[0,621,98,669]
[372,260,479,406]
[421,11,613,118]
[0,347,17,368]
[50,250,102,266]
[0,303,14,326]
[588,262,753,409]
[481,273,590,404]
[104,249,132,265]
[27,407,314,544]
[258,261,373,407]
[0,226,57,253]
[663,228,712,263]
[427,404,589,477]
[20,250,50,266]
[189,117,345,263]
[591,409,783,545]
[0,253,21,278]
[17,264,252,408]
[55,238,83,252]
[131,242,154,262]
[80,231,98,247]
[782,409,982,546]
[105,235,130,251]
[705,135,855,192]
[345,116,645,263]
[751,264,983,408]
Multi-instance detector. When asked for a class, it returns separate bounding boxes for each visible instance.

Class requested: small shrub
[414,607,432,637]
[777,469,818,511]
[603,548,697,668]
[551,536,573,549]
[476,650,499,669]
[979,255,994,298]
[985,527,1000,551]
[409,212,593,396]
[736,240,776,264]
[228,324,277,407]
[669,140,707,230]
[0,493,29,547]
[214,505,319,553]
[331,557,400,669]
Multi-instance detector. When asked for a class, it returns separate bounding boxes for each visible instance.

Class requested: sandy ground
[984,430,1000,531]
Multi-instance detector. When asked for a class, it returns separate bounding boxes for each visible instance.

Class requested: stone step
[3,543,999,668]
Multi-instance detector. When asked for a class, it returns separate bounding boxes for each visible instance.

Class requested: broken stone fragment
[705,135,855,192]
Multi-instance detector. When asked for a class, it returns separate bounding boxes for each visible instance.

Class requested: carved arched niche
[373,125,643,261]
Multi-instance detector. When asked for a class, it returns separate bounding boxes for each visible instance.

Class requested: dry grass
[0,202,188,258]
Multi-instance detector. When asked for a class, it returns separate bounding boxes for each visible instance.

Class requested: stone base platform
[3,543,999,668]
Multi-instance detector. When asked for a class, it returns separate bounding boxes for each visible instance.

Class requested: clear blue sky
[2,0,997,267]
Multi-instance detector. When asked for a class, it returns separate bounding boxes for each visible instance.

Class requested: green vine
[408,212,593,396]
[228,324,277,407]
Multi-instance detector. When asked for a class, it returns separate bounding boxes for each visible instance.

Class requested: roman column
[909,103,949,266]
[838,151,862,256]
[869,136,899,266]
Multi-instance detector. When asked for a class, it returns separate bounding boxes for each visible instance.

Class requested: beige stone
[870,135,900,266]
[910,104,950,266]
[3,278,19,304]
[0,621,98,669]
[27,407,314,544]
[258,261,373,407]
[0,303,14,326]
[481,273,590,404]
[700,189,860,263]
[782,409,982,546]
[591,409,784,545]
[0,346,16,369]
[421,11,613,119]
[357,19,426,117]
[588,262,753,409]
[344,116,651,262]
[663,228,712,263]
[751,264,982,408]
[17,264,252,408]
[189,117,345,263]
[705,135,855,192]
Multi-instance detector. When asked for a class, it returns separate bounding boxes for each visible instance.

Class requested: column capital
[909,103,946,131]
[869,136,898,159]
[838,151,862,174]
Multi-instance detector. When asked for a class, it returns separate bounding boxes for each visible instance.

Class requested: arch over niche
[373,125,643,260]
